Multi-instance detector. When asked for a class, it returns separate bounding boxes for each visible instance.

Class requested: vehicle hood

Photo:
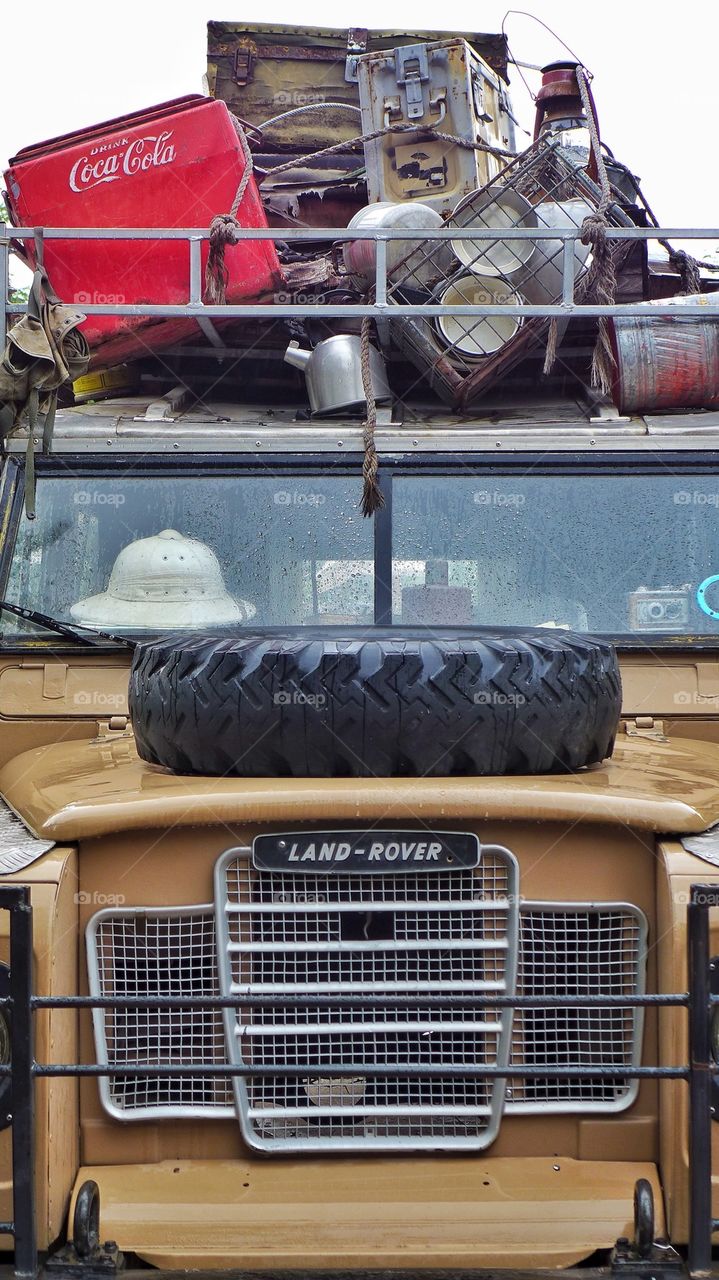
[3,729,719,840]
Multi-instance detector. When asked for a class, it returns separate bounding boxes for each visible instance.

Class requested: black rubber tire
[129,626,621,779]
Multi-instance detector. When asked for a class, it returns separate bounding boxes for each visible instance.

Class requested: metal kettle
[284,334,392,416]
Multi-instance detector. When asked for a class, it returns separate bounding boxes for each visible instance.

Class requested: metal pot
[284,335,392,416]
[342,202,445,289]
[449,188,538,278]
[518,199,593,303]
[435,274,523,358]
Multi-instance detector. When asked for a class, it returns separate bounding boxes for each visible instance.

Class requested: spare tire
[128,627,621,779]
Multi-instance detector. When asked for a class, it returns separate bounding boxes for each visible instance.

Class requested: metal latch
[622,716,667,741]
[471,69,493,124]
[345,28,368,82]
[232,42,256,86]
[395,44,430,120]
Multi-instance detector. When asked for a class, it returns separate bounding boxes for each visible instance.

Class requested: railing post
[561,234,575,306]
[0,239,8,350]
[374,236,387,308]
[9,889,36,1279]
[688,885,715,1276]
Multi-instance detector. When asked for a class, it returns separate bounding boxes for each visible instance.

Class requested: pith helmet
[70,528,254,629]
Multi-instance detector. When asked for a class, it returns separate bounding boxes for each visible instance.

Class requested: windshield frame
[2,449,719,652]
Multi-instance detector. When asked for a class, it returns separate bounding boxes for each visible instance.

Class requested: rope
[664,247,702,295]
[544,66,616,394]
[631,185,716,291]
[359,314,384,518]
[261,122,515,182]
[204,115,256,305]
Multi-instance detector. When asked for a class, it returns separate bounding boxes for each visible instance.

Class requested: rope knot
[203,116,255,306]
[580,210,610,249]
[204,215,241,306]
[667,247,702,296]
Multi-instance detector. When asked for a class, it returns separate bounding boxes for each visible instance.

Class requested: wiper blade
[0,601,136,649]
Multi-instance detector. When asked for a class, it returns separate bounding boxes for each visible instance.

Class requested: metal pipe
[561,237,575,306]
[188,237,203,306]
[2,302,716,319]
[30,992,689,1009]
[9,889,37,1279]
[374,237,388,308]
[29,1062,689,1079]
[688,886,716,1276]
[1,225,718,241]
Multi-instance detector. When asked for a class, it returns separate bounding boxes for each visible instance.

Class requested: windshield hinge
[95,715,129,735]
[622,716,667,741]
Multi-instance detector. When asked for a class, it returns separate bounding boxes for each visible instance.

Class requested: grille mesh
[218,847,518,1151]
[85,860,647,1133]
[87,908,233,1118]
[507,906,645,1110]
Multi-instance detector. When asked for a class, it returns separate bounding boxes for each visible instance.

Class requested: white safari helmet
[70,529,254,629]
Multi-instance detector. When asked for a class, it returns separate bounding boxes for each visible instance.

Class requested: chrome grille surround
[215,843,519,1153]
[507,903,647,1112]
[86,905,233,1120]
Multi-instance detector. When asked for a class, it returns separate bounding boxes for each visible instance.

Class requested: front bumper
[71,1157,664,1271]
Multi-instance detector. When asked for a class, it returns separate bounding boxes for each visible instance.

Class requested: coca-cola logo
[69,131,177,193]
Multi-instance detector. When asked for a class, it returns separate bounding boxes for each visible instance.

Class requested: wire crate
[383,138,636,408]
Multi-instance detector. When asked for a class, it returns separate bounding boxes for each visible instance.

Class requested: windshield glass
[2,466,719,642]
[2,473,374,636]
[392,473,719,637]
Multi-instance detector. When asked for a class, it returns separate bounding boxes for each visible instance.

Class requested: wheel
[73,1180,100,1259]
[129,625,621,779]
[633,1178,654,1259]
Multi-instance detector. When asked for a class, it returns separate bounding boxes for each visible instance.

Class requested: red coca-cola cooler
[3,95,283,366]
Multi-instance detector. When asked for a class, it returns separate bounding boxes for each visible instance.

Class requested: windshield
[2,464,719,642]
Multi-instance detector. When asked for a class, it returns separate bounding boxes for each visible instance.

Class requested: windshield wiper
[0,601,136,649]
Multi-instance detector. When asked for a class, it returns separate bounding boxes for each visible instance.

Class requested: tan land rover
[1,20,719,1280]
[1,396,719,1279]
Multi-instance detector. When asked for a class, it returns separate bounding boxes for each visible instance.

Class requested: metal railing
[0,882,718,1275]
[0,224,718,351]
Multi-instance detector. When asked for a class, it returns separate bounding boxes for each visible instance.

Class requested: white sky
[2,0,717,249]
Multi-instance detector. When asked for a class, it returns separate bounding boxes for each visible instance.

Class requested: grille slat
[215,845,519,1153]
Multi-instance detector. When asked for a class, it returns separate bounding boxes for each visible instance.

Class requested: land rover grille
[87,844,647,1149]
